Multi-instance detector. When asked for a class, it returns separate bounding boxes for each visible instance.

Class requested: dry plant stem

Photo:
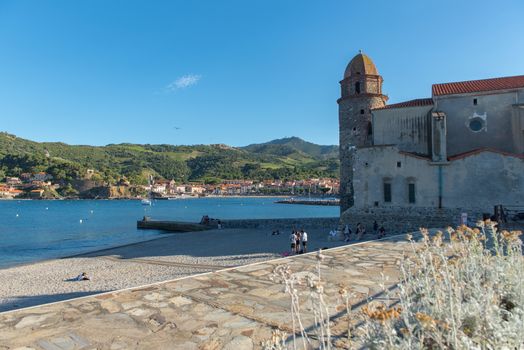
[267,223,523,349]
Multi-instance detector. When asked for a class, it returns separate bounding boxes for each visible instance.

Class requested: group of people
[289,229,308,254]
[342,220,386,242]
[200,215,222,229]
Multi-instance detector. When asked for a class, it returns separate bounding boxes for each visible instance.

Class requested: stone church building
[338,52,524,228]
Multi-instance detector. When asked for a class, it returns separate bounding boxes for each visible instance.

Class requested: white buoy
[45,207,49,210]
[79,219,83,224]
[16,214,19,217]
[90,210,94,214]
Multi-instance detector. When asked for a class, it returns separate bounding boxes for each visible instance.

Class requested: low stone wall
[221,217,340,230]
[222,207,489,236]
[340,207,487,234]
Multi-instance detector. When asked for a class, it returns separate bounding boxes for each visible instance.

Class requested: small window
[360,109,365,115]
[383,182,392,203]
[352,127,357,131]
[473,98,477,105]
[364,162,369,167]
[397,161,402,168]
[355,82,361,94]
[408,183,416,203]
[374,201,379,207]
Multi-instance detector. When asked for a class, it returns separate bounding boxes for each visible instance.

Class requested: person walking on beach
[290,230,297,254]
[356,223,365,240]
[378,226,386,238]
[295,230,301,254]
[373,220,379,236]
[343,224,351,242]
[301,229,308,253]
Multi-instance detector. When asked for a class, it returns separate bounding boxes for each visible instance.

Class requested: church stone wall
[511,105,524,153]
[352,146,524,213]
[372,105,432,155]
[353,146,437,208]
[436,89,524,156]
[444,151,524,210]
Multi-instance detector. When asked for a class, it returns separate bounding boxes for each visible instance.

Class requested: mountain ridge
[0,132,339,188]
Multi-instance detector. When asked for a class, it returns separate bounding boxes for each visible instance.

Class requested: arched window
[355,82,361,94]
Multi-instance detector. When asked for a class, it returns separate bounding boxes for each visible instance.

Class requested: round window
[469,118,484,132]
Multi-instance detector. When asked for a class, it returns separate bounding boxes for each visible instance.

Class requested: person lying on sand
[76,272,90,281]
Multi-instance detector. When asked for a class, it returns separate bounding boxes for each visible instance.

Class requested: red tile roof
[373,98,433,110]
[432,75,524,96]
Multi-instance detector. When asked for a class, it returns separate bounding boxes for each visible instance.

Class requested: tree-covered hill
[242,136,339,160]
[0,132,339,186]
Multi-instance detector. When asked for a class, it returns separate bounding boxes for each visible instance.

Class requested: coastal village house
[6,177,22,186]
[338,52,524,227]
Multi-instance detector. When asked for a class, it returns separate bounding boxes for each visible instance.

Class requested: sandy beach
[0,227,350,313]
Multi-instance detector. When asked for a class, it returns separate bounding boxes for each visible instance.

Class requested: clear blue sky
[1,0,523,147]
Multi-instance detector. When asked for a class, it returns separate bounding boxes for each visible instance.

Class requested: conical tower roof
[343,52,379,78]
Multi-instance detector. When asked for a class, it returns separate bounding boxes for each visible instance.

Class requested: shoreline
[0,225,350,312]
[0,195,340,201]
[0,233,168,271]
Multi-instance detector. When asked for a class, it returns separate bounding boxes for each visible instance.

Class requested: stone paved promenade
[0,235,411,349]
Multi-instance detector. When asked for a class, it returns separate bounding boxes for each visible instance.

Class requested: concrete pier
[137,219,211,232]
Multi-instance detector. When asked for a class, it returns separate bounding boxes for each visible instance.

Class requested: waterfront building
[338,52,524,224]
[5,177,22,186]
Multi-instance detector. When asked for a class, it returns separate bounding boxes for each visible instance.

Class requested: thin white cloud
[166,74,202,91]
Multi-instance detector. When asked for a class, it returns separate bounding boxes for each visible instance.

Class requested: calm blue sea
[0,198,338,269]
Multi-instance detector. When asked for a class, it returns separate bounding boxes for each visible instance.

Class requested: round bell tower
[338,51,388,212]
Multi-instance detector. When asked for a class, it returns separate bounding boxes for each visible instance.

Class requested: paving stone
[178,319,205,332]
[202,309,233,322]
[147,301,169,308]
[14,314,54,329]
[128,307,155,318]
[143,292,165,302]
[173,341,198,350]
[192,326,216,341]
[38,333,90,350]
[223,335,253,350]
[199,338,222,350]
[238,264,272,273]
[121,300,143,310]
[249,288,276,298]
[222,316,257,329]
[169,296,192,307]
[100,300,121,313]
[109,341,128,350]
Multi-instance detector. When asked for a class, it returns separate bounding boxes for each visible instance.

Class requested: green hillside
[243,136,339,160]
[0,133,339,186]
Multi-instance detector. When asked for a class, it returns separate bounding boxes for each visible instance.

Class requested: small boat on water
[141,175,153,206]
